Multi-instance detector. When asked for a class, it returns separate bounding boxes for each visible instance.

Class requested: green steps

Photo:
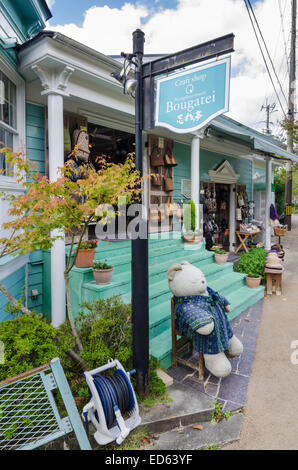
[225,285,265,322]
[69,235,265,370]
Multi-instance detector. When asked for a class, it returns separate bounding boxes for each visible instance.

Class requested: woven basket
[274,227,287,237]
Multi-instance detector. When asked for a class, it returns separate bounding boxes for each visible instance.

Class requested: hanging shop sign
[154,56,231,134]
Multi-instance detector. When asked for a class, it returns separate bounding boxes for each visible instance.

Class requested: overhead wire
[243,0,287,117]
[246,0,288,107]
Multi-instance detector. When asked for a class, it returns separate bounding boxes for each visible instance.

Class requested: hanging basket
[274,227,287,237]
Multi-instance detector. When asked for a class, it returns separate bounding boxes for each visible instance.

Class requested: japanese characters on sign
[154,57,231,134]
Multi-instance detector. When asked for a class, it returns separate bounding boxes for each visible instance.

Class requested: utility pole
[261,100,276,135]
[285,0,296,230]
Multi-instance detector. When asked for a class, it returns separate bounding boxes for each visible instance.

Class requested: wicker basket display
[274,227,287,237]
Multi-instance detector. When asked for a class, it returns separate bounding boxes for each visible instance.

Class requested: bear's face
[167,261,208,297]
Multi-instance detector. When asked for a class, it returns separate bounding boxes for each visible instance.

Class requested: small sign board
[154,57,231,134]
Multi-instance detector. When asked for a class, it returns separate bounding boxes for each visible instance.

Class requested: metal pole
[131,29,149,398]
[285,0,296,231]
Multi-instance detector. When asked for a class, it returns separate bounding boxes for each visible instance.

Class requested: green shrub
[235,247,267,280]
[76,297,132,370]
[0,297,166,405]
[184,200,197,232]
[0,313,74,382]
[76,298,166,402]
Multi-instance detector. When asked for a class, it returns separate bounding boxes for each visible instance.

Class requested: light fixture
[111,55,137,98]
[31,289,39,301]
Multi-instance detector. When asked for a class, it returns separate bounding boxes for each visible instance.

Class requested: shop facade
[0,0,51,323]
[1,21,298,369]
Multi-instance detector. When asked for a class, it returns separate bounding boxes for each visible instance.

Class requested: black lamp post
[131,29,149,398]
[111,30,149,397]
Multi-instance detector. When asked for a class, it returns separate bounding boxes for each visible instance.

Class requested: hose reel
[83,359,141,446]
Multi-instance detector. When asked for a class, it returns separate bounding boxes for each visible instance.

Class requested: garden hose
[89,369,136,430]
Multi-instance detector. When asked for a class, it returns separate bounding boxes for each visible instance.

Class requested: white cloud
[49,0,292,133]
[47,0,55,8]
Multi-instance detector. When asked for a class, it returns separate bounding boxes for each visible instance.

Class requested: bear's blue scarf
[174,287,234,355]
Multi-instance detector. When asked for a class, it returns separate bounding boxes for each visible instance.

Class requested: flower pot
[76,249,96,268]
[214,252,228,264]
[183,233,202,244]
[246,276,261,288]
[93,267,114,285]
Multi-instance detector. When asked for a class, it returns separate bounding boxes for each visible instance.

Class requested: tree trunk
[64,272,84,354]
[0,280,33,316]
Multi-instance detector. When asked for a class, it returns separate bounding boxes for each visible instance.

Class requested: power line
[278,0,290,75]
[246,0,288,107]
[243,0,286,117]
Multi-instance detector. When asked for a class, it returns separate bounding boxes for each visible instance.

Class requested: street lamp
[111,30,149,398]
[111,56,138,97]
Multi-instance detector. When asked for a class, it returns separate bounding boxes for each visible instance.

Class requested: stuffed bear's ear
[167,264,182,281]
[180,261,190,266]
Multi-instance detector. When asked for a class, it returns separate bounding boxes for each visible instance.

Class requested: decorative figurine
[167,261,243,378]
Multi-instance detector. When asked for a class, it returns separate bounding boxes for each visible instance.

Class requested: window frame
[0,54,25,192]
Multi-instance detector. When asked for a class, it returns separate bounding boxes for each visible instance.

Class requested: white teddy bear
[167,261,243,378]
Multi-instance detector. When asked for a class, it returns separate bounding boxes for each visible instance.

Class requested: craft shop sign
[154,57,231,134]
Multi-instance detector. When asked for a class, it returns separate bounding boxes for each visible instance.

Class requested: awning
[211,115,298,163]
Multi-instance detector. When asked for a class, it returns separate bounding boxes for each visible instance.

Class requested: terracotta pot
[75,249,96,268]
[93,267,114,285]
[246,276,261,288]
[214,252,228,264]
[183,233,202,244]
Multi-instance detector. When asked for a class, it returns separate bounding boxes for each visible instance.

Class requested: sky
[46,0,293,136]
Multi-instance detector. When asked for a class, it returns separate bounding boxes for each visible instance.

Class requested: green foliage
[135,357,167,407]
[0,314,74,382]
[235,247,267,280]
[93,260,113,270]
[215,250,226,255]
[274,167,286,216]
[0,297,166,414]
[247,272,261,278]
[75,297,132,370]
[80,240,98,250]
[211,399,231,424]
[75,298,166,402]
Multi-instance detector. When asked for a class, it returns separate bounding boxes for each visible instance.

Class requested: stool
[265,272,282,295]
[171,297,205,380]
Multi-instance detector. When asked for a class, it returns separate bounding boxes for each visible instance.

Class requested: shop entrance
[202,182,230,251]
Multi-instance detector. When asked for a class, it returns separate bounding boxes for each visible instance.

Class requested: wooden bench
[171,297,205,381]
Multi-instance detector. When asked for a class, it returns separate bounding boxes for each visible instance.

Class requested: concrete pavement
[223,215,298,450]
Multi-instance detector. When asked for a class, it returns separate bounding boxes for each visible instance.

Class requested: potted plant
[182,200,202,244]
[76,240,98,268]
[93,260,114,285]
[246,271,262,289]
[214,249,228,264]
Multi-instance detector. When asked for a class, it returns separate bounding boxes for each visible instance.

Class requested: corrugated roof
[212,115,298,163]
